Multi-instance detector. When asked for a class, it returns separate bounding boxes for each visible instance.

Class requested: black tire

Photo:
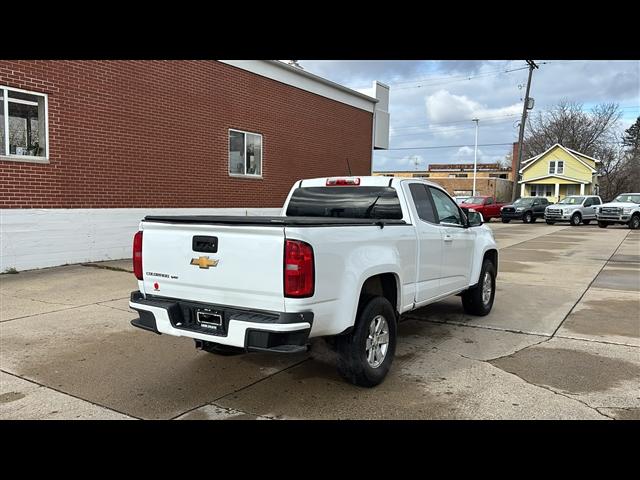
[583,220,591,225]
[198,341,244,356]
[546,220,555,225]
[630,214,640,230]
[571,212,582,226]
[461,259,496,316]
[336,296,397,388]
[523,211,533,223]
[501,218,511,223]
[598,221,609,228]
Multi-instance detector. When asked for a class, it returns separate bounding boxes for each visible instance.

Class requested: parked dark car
[501,197,550,223]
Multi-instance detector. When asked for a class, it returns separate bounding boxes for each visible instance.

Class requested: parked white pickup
[129,176,498,386]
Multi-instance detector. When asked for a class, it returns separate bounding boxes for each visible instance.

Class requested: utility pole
[511,60,539,202]
[472,118,479,196]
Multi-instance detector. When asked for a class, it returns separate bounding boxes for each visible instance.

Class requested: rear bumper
[129,291,312,352]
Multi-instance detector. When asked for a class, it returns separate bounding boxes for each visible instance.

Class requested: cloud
[298,60,640,172]
[425,90,521,123]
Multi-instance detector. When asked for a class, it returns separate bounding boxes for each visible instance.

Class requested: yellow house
[519,144,600,202]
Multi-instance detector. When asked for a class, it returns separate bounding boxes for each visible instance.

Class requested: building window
[229,129,262,177]
[448,173,468,178]
[557,161,564,174]
[413,173,430,178]
[1,86,48,161]
[531,184,554,197]
[549,161,556,174]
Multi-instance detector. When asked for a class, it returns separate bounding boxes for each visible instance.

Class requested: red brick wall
[0,61,373,209]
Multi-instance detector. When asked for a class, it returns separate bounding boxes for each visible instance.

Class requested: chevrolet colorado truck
[544,195,602,226]
[129,176,498,387]
[500,197,550,223]
[459,196,506,221]
[596,193,640,229]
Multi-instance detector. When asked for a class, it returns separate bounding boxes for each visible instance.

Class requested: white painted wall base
[0,208,281,272]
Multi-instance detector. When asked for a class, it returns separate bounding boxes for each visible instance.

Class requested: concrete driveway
[1,223,638,420]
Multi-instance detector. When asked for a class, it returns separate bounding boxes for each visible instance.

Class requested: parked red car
[459,196,506,221]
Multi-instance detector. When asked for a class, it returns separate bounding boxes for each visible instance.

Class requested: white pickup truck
[129,176,498,387]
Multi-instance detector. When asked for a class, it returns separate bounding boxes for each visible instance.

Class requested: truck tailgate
[140,221,286,312]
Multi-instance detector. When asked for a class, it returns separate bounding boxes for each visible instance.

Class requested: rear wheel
[630,214,640,230]
[336,296,397,388]
[598,221,609,228]
[571,212,582,226]
[501,218,511,223]
[461,259,496,316]
[523,212,533,223]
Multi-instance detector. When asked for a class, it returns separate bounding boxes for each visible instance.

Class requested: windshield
[462,197,485,204]
[285,186,403,219]
[613,194,640,204]
[514,198,533,206]
[558,196,585,205]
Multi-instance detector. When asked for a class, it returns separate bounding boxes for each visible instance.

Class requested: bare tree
[523,100,622,159]
[522,101,638,200]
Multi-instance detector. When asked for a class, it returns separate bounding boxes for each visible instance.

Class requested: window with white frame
[557,160,564,174]
[1,86,48,160]
[229,129,262,177]
[530,184,554,197]
[548,160,556,174]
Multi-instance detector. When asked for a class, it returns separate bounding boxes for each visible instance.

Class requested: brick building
[0,60,390,270]
[373,143,519,200]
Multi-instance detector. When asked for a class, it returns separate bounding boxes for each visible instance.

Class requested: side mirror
[467,209,484,227]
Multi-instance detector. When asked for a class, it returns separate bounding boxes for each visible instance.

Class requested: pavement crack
[484,364,614,420]
[0,369,140,420]
[550,229,632,339]
[169,357,311,420]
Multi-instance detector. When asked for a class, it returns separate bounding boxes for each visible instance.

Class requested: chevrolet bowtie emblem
[190,256,219,269]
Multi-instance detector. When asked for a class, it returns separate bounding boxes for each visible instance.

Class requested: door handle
[444,234,453,243]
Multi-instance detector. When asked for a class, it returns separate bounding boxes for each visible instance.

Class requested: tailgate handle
[192,236,218,253]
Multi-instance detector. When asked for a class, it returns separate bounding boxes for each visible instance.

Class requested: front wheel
[523,212,533,223]
[336,296,397,388]
[598,221,609,228]
[461,259,496,316]
[630,214,640,230]
[571,213,582,226]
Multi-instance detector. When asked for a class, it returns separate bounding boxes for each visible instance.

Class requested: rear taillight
[284,239,314,298]
[326,177,360,186]
[133,231,143,280]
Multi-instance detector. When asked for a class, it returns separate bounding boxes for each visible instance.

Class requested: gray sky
[298,60,640,172]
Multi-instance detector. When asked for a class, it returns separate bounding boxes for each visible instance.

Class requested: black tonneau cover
[143,215,407,227]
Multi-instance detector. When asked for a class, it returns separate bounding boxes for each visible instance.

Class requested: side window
[584,198,593,207]
[486,197,493,205]
[408,183,436,223]
[429,187,463,226]
[592,197,601,205]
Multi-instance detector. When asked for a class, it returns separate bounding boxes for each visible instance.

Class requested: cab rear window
[285,186,403,219]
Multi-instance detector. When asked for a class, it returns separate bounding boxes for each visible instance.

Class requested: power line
[389,62,526,86]
[385,142,513,151]
[391,113,520,130]
[393,66,531,90]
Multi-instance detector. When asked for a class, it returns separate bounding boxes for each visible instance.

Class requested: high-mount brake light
[326,177,361,186]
